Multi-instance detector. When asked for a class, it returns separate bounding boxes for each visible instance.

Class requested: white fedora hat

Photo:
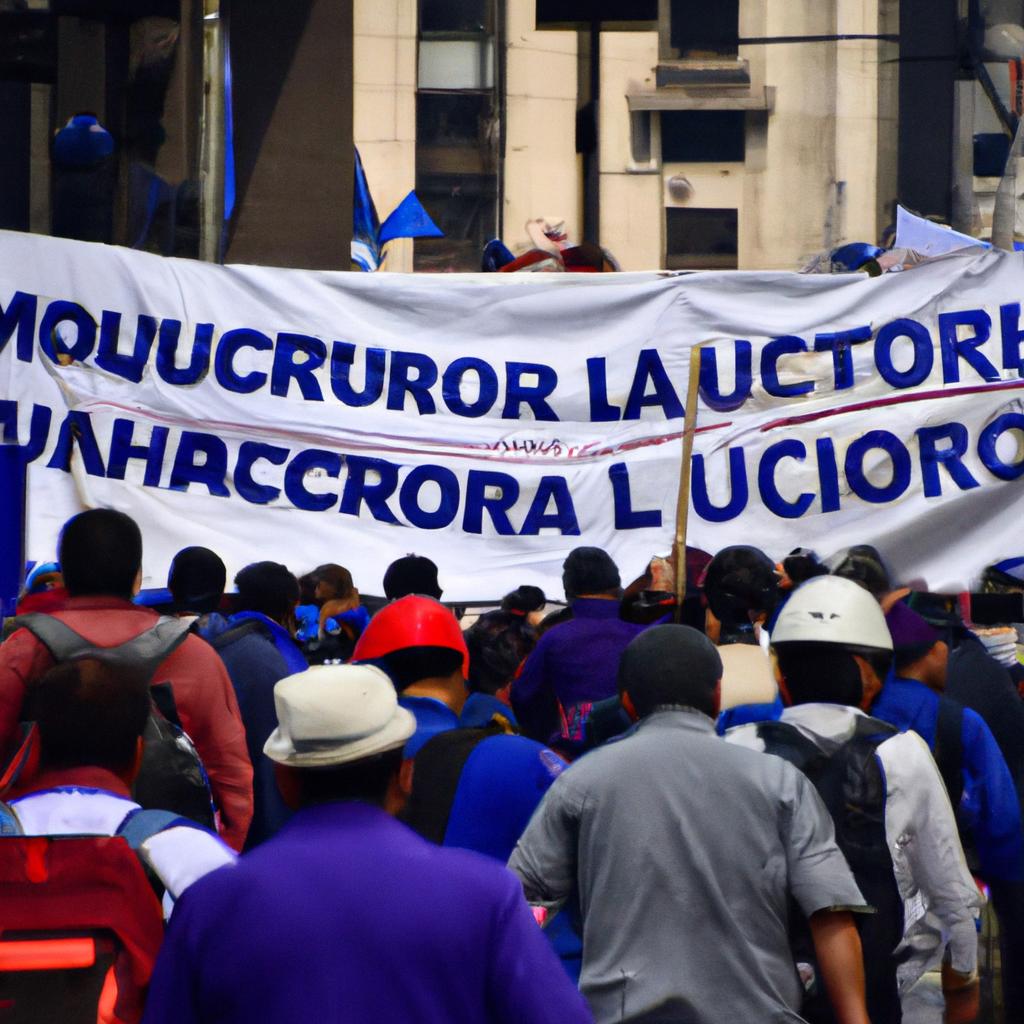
[264,663,415,768]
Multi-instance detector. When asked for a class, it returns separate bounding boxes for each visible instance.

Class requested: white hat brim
[264,704,416,767]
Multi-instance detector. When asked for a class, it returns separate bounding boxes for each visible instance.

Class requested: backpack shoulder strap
[115,807,192,850]
[934,696,965,811]
[108,616,193,681]
[15,613,93,661]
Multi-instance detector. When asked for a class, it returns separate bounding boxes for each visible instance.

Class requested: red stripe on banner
[759,379,1024,432]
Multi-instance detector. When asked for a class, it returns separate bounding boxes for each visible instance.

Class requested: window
[661,110,744,163]
[667,0,738,58]
[665,207,737,270]
[421,0,492,34]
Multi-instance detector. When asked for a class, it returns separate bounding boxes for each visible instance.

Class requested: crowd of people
[2,508,1024,1023]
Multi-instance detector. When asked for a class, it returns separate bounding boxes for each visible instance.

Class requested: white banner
[2,230,1024,599]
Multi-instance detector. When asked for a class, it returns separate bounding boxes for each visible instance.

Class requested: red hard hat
[353,595,469,677]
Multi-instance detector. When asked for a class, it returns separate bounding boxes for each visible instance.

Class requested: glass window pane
[661,110,745,163]
[665,207,738,270]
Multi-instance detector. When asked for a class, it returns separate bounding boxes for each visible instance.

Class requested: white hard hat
[771,575,892,651]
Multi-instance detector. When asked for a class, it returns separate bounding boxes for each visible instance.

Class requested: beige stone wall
[353,0,417,271]
[502,3,580,254]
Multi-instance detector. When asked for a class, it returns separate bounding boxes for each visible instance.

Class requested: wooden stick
[673,342,707,622]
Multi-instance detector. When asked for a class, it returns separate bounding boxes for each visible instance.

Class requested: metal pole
[199,0,225,263]
[672,342,707,622]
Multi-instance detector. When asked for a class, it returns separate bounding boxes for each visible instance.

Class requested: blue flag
[379,190,444,246]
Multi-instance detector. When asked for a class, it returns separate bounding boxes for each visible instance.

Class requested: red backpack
[0,733,173,1024]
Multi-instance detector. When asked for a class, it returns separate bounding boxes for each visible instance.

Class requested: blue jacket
[872,676,1024,882]
[199,613,304,848]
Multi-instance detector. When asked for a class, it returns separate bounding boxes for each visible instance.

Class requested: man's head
[618,624,723,720]
[702,545,778,644]
[58,508,142,599]
[168,546,226,614]
[771,575,893,710]
[353,595,469,694]
[23,657,150,779]
[886,601,948,691]
[264,664,416,811]
[382,555,442,601]
[234,561,300,627]
[562,546,620,601]
[827,544,891,599]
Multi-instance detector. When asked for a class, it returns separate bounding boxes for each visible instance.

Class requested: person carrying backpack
[0,510,253,850]
[0,656,235,1023]
[725,575,982,1023]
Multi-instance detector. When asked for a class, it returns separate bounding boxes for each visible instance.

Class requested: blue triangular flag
[379,190,444,246]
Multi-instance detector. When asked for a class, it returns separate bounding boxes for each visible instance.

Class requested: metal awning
[627,86,774,113]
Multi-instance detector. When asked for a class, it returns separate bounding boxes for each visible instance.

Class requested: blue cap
[830,242,884,272]
[23,561,60,595]
[53,114,114,167]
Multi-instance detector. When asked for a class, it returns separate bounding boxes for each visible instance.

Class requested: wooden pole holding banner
[673,342,708,623]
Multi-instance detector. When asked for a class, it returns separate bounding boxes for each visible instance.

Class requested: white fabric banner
[2,230,1024,599]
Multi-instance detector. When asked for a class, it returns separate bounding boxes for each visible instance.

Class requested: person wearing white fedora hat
[143,663,591,1024]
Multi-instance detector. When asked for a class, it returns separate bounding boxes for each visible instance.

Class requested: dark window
[421,0,491,34]
[668,0,738,57]
[665,207,737,270]
[661,110,744,163]
[535,0,657,27]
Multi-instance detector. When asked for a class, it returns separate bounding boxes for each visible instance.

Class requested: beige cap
[264,664,415,768]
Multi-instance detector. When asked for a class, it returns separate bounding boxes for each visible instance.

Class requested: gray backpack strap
[116,807,191,850]
[111,616,192,681]
[15,613,95,661]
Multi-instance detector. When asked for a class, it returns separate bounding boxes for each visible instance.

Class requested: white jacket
[727,704,981,988]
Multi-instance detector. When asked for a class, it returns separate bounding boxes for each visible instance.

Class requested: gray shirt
[508,708,867,1024]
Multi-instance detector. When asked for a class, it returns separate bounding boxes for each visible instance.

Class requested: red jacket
[0,597,254,851]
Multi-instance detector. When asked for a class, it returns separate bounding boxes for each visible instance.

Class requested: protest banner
[2,229,1023,599]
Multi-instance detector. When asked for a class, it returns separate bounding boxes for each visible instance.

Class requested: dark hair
[298,572,319,606]
[379,646,464,691]
[618,624,722,719]
[829,545,891,598]
[168,546,226,614]
[464,612,536,694]
[314,563,354,601]
[59,509,142,599]
[500,586,546,616]
[234,562,300,623]
[382,555,441,601]
[24,657,150,773]
[703,546,778,639]
[295,747,404,806]
[562,547,621,600]
[773,641,893,707]
[893,643,937,673]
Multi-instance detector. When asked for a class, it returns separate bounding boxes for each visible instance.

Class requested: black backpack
[758,716,905,1024]
[15,613,216,830]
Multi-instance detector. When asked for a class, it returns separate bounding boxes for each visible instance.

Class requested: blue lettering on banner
[978,413,1024,480]
[156,321,213,386]
[999,303,1024,374]
[520,477,580,535]
[168,431,230,496]
[106,418,168,486]
[916,422,980,497]
[761,336,814,399]
[387,351,437,415]
[39,300,96,364]
[399,464,461,529]
[813,326,872,391]
[271,334,327,401]
[236,441,289,504]
[609,462,662,529]
[339,455,401,522]
[758,439,814,518]
[330,341,386,406]
[215,328,272,394]
[284,449,342,511]
[622,350,684,420]
[692,448,748,523]
[95,312,157,383]
[938,309,1000,383]
[463,470,520,535]
[442,357,499,418]
[844,430,912,504]
[0,400,52,463]
[502,363,559,421]
[874,318,933,389]
[0,291,38,362]
[699,341,753,411]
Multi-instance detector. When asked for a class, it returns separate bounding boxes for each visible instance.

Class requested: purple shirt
[142,801,591,1024]
[512,599,649,721]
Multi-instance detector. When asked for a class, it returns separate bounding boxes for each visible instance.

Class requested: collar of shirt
[10,764,132,800]
[63,596,151,613]
[636,706,717,735]
[569,598,623,620]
